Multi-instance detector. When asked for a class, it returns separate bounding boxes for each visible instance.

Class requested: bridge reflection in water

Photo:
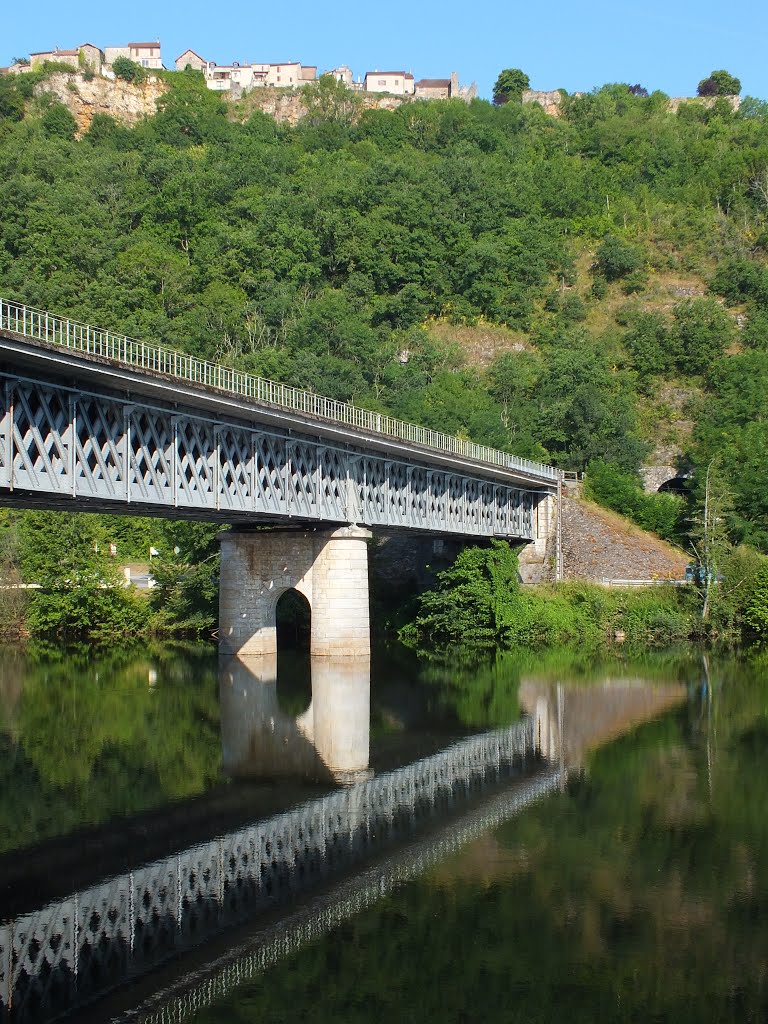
[0,661,686,1024]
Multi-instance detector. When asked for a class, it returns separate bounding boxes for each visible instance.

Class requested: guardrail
[598,578,689,587]
[0,298,559,482]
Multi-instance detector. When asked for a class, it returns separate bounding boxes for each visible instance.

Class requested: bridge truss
[0,371,540,538]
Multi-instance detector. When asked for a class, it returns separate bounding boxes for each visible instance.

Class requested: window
[142,59,149,67]
[395,79,399,86]
[378,79,386,86]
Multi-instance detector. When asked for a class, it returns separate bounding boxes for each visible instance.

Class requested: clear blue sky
[7,0,768,101]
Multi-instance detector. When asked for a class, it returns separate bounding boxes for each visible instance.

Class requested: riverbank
[398,542,768,653]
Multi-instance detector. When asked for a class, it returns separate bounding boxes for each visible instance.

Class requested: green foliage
[13,511,152,640]
[622,309,673,379]
[111,56,148,84]
[594,235,644,281]
[301,75,364,126]
[697,70,741,97]
[744,564,768,636]
[399,541,521,651]
[400,544,697,654]
[672,297,734,375]
[40,101,77,140]
[149,521,221,635]
[492,68,530,106]
[585,460,685,540]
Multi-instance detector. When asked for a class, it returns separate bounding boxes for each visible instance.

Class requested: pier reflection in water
[220,655,371,784]
[0,650,689,1024]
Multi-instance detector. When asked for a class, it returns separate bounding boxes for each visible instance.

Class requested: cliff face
[33,72,169,135]
[230,87,408,126]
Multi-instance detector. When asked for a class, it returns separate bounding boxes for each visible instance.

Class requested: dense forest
[2,68,768,638]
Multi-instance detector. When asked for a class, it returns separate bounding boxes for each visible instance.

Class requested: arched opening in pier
[276,588,312,715]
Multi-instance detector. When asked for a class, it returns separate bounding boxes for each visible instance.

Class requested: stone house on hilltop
[29,44,103,72]
[175,49,207,72]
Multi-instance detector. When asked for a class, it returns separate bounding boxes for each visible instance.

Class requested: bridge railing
[0,298,559,482]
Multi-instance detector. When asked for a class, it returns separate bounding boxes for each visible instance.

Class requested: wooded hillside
[2,70,768,597]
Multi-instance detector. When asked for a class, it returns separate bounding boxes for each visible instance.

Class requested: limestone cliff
[230,87,408,126]
[33,72,169,136]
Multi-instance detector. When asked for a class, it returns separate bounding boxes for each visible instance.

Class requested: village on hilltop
[2,41,477,101]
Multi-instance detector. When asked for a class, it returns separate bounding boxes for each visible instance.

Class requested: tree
[672,297,733,376]
[492,68,530,106]
[594,235,643,281]
[112,56,147,84]
[691,458,734,622]
[40,101,77,140]
[301,74,363,127]
[697,70,741,97]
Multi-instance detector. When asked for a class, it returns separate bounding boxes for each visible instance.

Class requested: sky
[6,0,768,102]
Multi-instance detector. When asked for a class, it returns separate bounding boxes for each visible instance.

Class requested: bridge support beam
[219,526,372,658]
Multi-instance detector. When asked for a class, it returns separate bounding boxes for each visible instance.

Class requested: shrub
[112,56,147,84]
[40,102,77,140]
[594,236,644,282]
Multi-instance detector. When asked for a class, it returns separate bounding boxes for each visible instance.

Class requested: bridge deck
[0,302,558,538]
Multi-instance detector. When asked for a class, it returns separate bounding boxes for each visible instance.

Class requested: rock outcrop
[33,72,169,136]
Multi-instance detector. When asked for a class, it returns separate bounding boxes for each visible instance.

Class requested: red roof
[416,78,450,88]
[365,70,407,78]
[128,42,160,48]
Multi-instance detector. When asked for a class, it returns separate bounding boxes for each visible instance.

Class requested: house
[204,61,317,93]
[2,61,33,75]
[30,44,103,72]
[414,78,451,99]
[264,62,311,88]
[175,49,207,72]
[414,72,476,101]
[104,42,162,69]
[364,71,415,95]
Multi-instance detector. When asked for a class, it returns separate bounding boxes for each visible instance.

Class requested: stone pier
[219,526,372,658]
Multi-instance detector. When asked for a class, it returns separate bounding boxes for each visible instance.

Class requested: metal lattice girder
[0,371,542,540]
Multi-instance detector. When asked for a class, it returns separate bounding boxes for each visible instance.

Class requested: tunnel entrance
[658,475,688,495]
[276,589,312,715]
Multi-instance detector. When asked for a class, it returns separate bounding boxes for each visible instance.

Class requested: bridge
[0,300,560,657]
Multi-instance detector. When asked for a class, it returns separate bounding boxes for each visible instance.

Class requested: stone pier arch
[219,526,371,658]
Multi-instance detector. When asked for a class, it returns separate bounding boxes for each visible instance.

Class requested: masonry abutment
[219,526,372,658]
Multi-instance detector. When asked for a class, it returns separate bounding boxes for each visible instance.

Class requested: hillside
[1,69,768,557]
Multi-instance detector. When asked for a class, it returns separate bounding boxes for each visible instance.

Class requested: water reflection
[220,655,370,784]
[519,677,688,763]
[0,647,698,1024]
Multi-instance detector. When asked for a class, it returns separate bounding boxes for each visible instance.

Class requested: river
[0,642,766,1022]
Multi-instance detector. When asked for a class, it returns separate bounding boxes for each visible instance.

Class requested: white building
[363,70,415,95]
[204,60,317,93]
[104,42,162,69]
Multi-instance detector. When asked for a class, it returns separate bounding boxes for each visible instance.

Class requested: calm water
[1,643,767,1023]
